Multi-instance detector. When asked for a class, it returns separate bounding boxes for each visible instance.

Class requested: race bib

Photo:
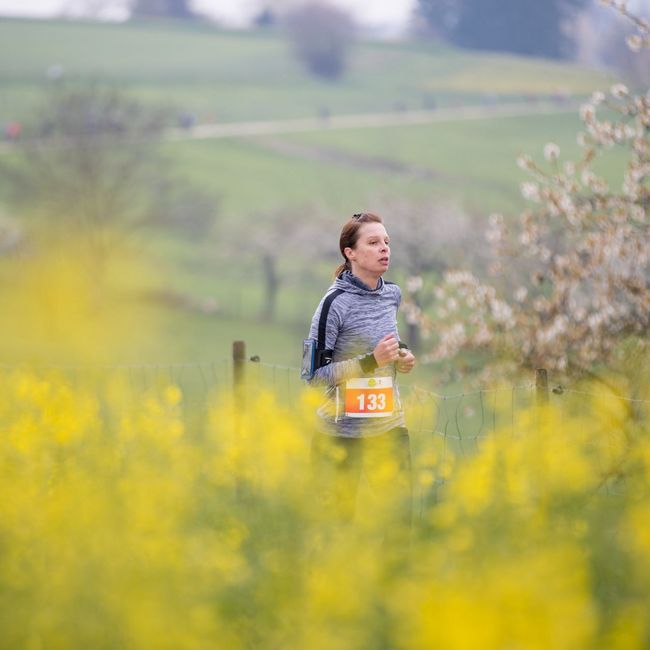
[344,377,393,418]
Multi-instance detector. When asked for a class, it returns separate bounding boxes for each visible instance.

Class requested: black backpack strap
[317,289,345,350]
[313,288,344,369]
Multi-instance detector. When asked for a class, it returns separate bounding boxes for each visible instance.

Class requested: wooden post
[233,340,246,390]
[232,341,246,420]
[231,341,246,500]
[535,368,549,407]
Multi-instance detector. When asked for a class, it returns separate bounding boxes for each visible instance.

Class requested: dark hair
[334,212,383,278]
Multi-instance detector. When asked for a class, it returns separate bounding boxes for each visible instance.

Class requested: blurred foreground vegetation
[1,364,649,648]
[0,245,647,648]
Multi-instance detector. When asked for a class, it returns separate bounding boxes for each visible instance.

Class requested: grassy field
[164,110,595,223]
[0,17,614,123]
[0,17,622,379]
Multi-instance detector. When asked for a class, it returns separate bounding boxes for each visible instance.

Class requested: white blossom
[559,193,577,213]
[579,104,596,122]
[403,302,422,325]
[590,91,606,105]
[539,246,552,263]
[587,313,603,329]
[533,296,548,313]
[627,34,643,52]
[485,215,505,244]
[581,170,596,187]
[516,154,534,171]
[519,231,532,246]
[544,142,560,162]
[407,275,423,293]
[490,299,514,327]
[440,322,467,352]
[537,315,569,344]
[514,287,528,302]
[445,270,476,285]
[488,213,504,228]
[630,205,646,222]
[520,181,540,202]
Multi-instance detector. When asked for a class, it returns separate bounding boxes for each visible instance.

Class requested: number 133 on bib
[344,377,394,418]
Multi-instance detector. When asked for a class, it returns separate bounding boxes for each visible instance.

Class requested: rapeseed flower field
[1,250,649,648]
[0,367,648,649]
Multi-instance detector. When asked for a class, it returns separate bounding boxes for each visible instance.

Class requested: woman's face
[345,222,391,277]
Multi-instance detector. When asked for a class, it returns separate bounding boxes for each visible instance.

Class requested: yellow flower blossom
[0,370,647,648]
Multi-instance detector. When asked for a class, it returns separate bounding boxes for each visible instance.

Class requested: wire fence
[3,342,648,448]
[3,341,649,512]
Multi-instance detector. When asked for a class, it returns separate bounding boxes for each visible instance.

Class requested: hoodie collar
[334,270,385,294]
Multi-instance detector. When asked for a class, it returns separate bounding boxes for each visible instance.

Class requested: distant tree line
[417,0,589,59]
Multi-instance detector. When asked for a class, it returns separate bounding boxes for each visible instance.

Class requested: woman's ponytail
[333,259,351,278]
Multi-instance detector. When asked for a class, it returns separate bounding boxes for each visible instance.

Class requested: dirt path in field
[162,101,575,183]
[0,101,576,158]
[165,101,576,142]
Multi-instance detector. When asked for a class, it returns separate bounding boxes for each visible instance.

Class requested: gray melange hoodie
[307,270,406,437]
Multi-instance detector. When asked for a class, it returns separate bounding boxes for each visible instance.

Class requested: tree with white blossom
[411,1,649,381]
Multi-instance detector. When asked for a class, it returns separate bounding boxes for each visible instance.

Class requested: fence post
[535,368,549,407]
[233,340,246,387]
[233,340,246,408]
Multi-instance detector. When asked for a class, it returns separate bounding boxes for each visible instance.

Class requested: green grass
[162,136,437,218]
[0,17,614,123]
[1,17,620,224]
[162,109,629,227]
[272,111,630,215]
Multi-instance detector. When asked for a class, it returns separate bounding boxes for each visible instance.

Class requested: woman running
[304,212,415,533]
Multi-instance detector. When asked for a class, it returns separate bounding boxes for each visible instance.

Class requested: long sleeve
[310,357,364,387]
[306,295,364,387]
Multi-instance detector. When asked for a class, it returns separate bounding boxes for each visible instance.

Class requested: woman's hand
[373,333,400,368]
[396,348,416,374]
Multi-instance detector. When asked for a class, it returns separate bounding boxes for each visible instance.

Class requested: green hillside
[0,17,613,123]
[0,17,622,374]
